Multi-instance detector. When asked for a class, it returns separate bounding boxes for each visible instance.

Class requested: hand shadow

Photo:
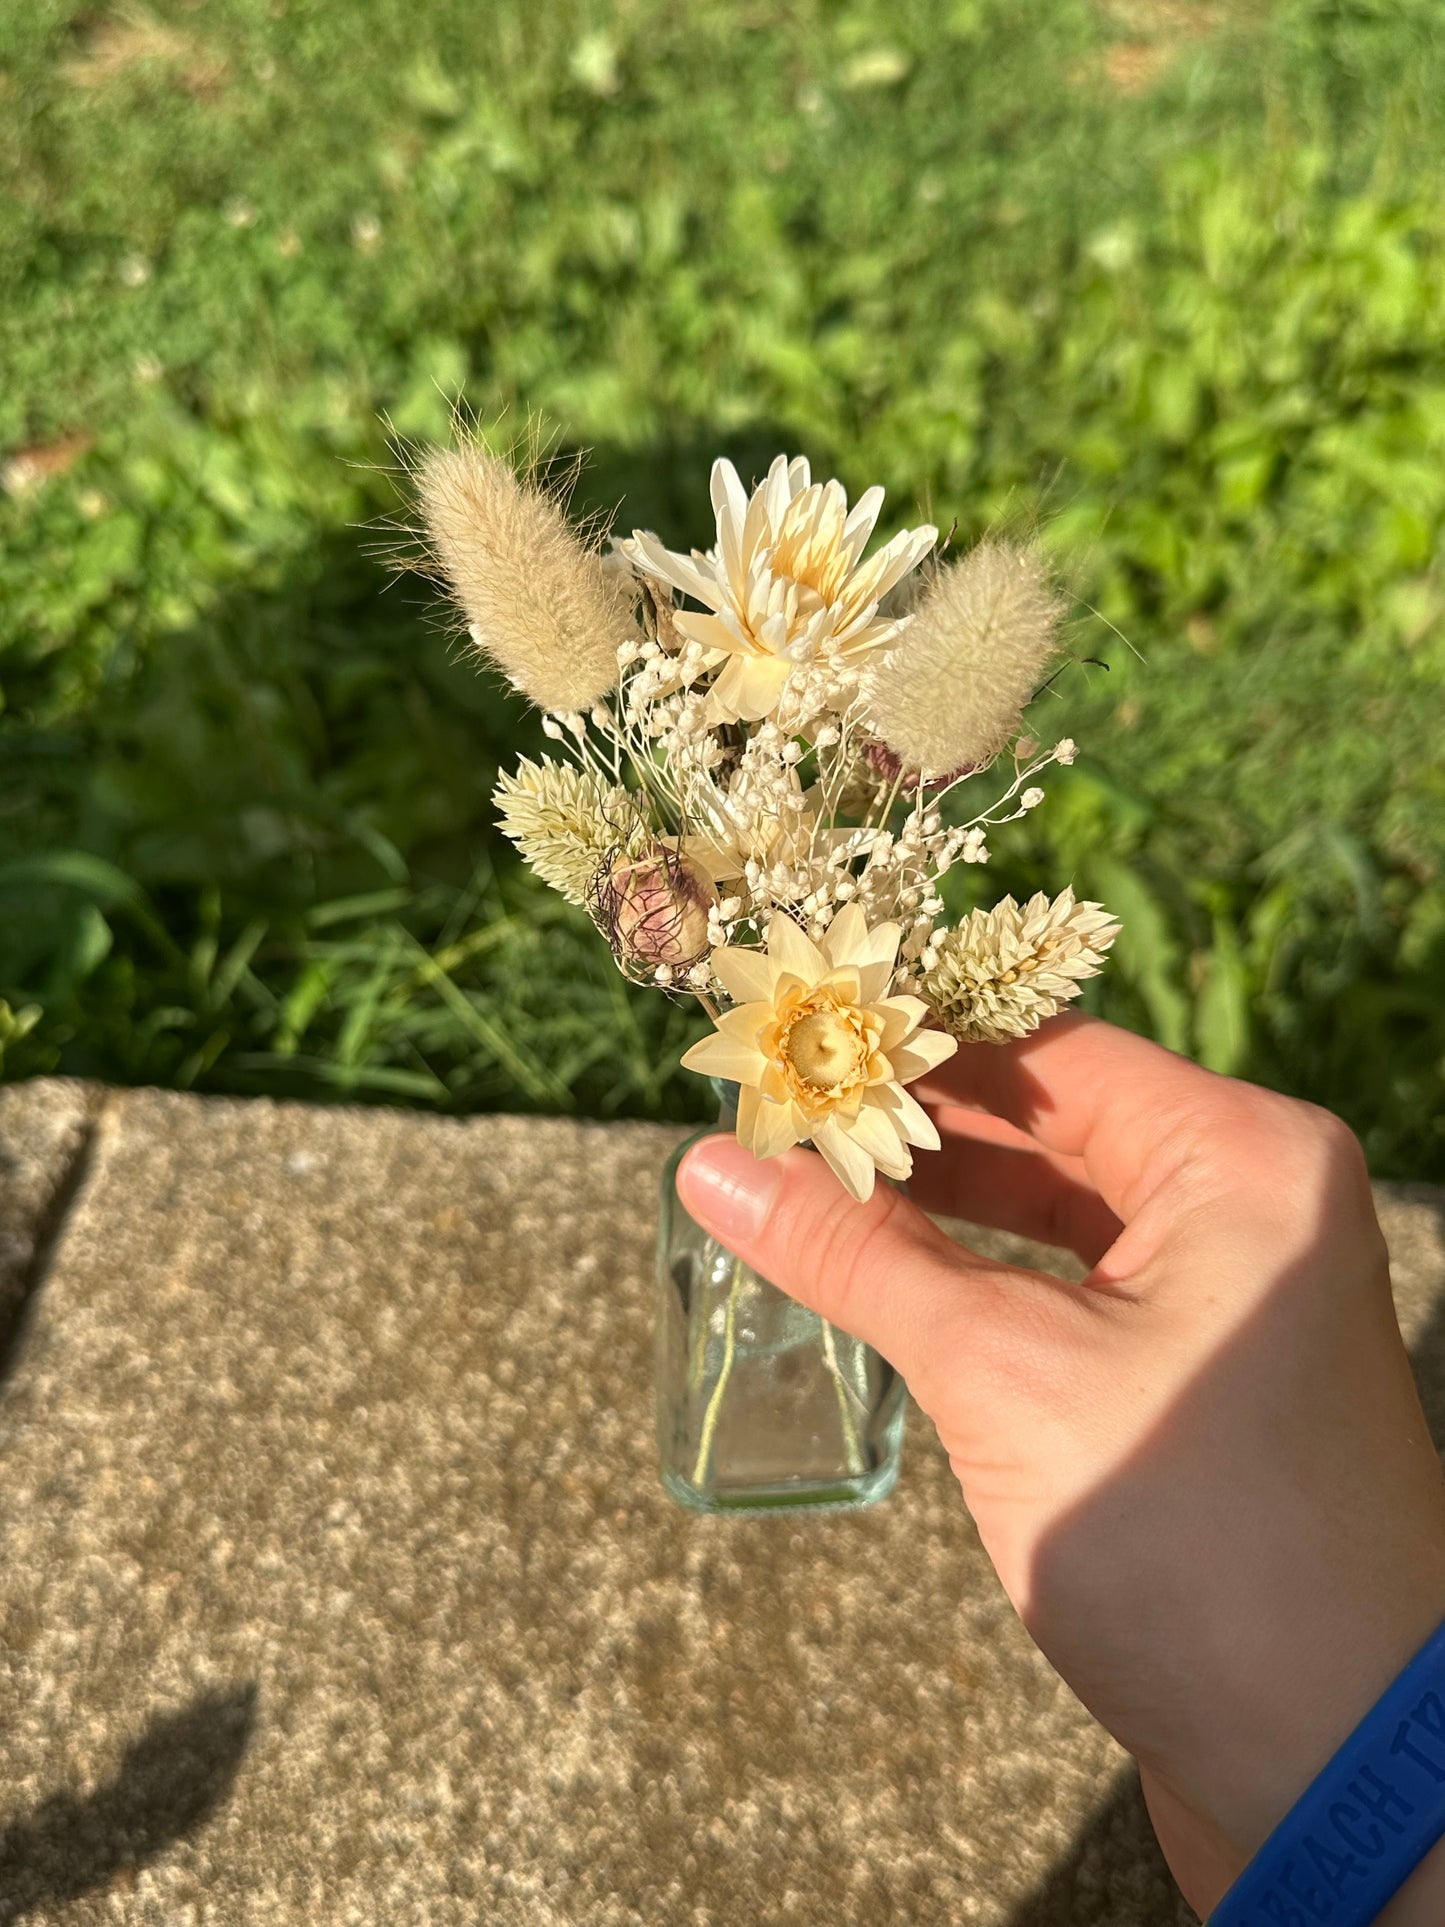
[0,1684,257,1924]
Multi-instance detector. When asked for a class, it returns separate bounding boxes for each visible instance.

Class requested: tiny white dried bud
[1054,737,1077,765]
[1021,786,1045,809]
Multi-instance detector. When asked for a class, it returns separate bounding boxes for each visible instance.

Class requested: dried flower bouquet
[403,434,1120,1205]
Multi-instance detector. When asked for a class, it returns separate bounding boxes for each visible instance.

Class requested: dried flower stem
[820,1317,865,1475]
[692,1252,745,1484]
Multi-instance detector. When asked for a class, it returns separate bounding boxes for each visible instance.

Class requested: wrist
[1148,1564,1445,1916]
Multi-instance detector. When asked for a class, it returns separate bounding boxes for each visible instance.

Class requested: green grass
[2,0,1443,1173]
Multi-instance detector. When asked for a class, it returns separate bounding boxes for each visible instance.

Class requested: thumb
[676,1134,1004,1404]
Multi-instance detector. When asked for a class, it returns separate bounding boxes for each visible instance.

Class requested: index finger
[915,1011,1220,1218]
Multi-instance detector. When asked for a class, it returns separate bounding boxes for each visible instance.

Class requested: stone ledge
[0,1079,1440,1927]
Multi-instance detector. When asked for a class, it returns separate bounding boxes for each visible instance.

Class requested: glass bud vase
[655,1085,906,1514]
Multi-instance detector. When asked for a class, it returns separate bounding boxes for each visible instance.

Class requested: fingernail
[678,1136,782,1245]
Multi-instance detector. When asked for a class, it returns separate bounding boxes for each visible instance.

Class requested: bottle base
[660,1453,901,1517]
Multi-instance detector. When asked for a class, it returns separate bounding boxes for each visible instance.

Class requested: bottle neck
[709,1078,741,1132]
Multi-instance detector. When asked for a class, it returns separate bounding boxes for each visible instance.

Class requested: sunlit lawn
[2,0,1443,1175]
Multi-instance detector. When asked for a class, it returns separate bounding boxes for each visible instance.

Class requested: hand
[677,1012,1445,1919]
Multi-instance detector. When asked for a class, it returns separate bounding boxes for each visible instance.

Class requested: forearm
[1143,1554,1445,1922]
[1119,1291,1445,1921]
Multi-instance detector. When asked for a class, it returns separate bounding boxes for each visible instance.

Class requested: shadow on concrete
[1006,1770,1192,1927]
[0,1113,99,1392]
[1404,1191,1445,1444]
[0,1683,257,1923]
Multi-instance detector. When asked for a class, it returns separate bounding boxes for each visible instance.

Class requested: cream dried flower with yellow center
[624,455,937,724]
[681,903,957,1202]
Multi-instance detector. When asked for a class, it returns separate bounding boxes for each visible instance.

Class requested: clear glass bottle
[655,1085,906,1514]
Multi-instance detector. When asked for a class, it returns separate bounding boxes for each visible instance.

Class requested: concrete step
[1,1080,1440,1925]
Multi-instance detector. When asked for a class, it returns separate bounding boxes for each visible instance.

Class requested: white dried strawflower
[415,442,639,713]
[866,539,1067,780]
[494,757,635,904]
[920,888,1120,1044]
[620,454,936,724]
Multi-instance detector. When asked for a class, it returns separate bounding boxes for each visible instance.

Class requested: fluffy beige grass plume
[415,442,637,714]
[867,539,1066,778]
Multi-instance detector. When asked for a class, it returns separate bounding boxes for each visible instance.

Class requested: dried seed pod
[592,848,717,977]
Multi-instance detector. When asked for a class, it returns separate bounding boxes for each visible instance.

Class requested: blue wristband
[1209,1617,1445,1926]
